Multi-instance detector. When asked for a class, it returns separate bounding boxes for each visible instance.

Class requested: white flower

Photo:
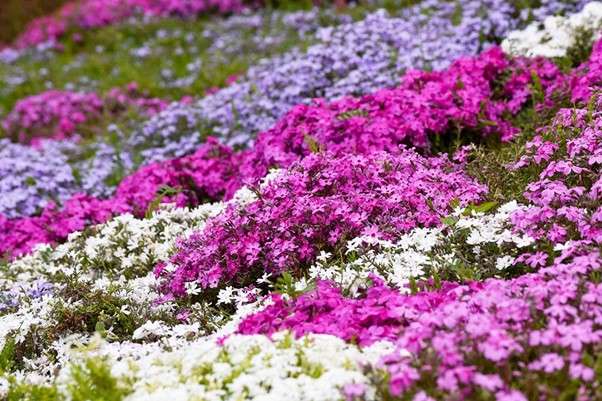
[316,250,332,262]
[230,186,257,207]
[306,202,534,292]
[345,237,363,254]
[217,286,236,305]
[513,234,535,248]
[54,332,391,401]
[185,281,201,296]
[0,376,9,397]
[293,277,309,292]
[260,168,283,188]
[257,272,273,285]
[132,321,170,340]
[502,2,602,58]
[495,255,515,270]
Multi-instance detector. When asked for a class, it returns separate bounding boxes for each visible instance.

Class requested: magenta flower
[158,150,485,298]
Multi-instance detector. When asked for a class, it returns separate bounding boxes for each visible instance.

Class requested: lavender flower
[0,139,79,218]
[134,0,591,158]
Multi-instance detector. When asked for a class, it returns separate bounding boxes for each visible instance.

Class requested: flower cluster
[241,46,559,168]
[234,48,602,398]
[0,6,337,217]
[0,137,232,258]
[13,0,245,49]
[157,150,486,298]
[50,203,224,278]
[1,87,168,144]
[0,200,229,381]
[306,201,534,295]
[136,0,590,152]
[122,4,340,163]
[0,139,79,218]
[0,194,114,259]
[380,247,602,400]
[510,101,602,245]
[3,2,602,400]
[239,225,602,399]
[4,32,600,259]
[502,1,602,58]
[54,332,392,401]
[1,90,104,143]
[238,279,461,346]
[88,44,564,205]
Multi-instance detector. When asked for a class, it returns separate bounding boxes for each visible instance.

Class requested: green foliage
[450,1,463,26]
[263,0,314,11]
[462,200,498,216]
[2,357,130,401]
[5,380,61,401]
[275,272,316,297]
[145,185,182,219]
[0,338,16,374]
[50,284,139,339]
[67,358,131,401]
[303,134,324,153]
[465,141,531,205]
[275,272,299,296]
[465,89,588,207]
[563,27,597,68]
[336,108,369,120]
[377,0,423,14]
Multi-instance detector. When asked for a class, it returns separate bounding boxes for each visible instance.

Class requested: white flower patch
[453,201,534,247]
[132,320,172,340]
[0,295,56,351]
[496,255,515,270]
[309,202,534,294]
[55,332,392,401]
[80,203,225,274]
[0,262,275,388]
[6,182,275,289]
[502,2,602,58]
[0,183,296,387]
[6,203,225,286]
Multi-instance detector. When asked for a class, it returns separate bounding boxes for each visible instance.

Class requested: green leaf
[473,201,498,213]
[462,201,498,216]
[530,69,544,104]
[480,119,498,127]
[441,216,458,226]
[95,321,106,335]
[449,198,460,209]
[145,185,181,218]
[68,358,130,401]
[0,337,16,374]
[432,270,442,290]
[336,109,368,120]
[451,1,463,26]
[409,277,418,294]
[304,134,322,154]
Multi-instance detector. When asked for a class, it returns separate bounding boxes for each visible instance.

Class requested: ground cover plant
[0,1,601,400]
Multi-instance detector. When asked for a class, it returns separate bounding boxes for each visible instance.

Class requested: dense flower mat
[0,1,601,400]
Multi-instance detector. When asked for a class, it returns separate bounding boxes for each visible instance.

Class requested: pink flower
[159,150,485,298]
[496,390,528,401]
